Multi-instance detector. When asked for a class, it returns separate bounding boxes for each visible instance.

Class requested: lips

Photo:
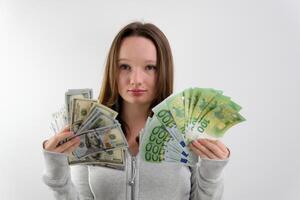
[128,89,147,92]
[128,89,147,96]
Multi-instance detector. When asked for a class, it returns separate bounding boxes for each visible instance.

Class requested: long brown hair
[98,21,174,134]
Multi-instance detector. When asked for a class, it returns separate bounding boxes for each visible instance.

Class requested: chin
[129,100,150,105]
[125,98,152,105]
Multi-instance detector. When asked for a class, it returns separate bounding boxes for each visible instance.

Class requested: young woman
[43,21,230,200]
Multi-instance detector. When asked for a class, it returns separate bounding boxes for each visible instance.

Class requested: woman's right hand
[43,126,81,154]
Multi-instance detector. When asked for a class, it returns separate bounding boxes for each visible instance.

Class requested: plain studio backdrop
[0,0,299,199]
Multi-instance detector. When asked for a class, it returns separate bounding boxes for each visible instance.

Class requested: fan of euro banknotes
[50,88,128,170]
[140,87,246,166]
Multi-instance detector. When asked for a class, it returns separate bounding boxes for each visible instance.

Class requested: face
[117,36,158,107]
[89,133,100,147]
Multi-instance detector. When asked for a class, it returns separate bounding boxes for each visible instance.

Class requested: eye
[145,65,157,71]
[119,64,130,70]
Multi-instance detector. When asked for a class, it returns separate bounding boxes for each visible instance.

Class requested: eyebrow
[118,58,156,63]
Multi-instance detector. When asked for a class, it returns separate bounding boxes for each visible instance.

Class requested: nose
[130,68,143,86]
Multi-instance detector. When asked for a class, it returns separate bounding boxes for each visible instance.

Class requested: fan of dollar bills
[50,89,128,170]
[140,87,246,166]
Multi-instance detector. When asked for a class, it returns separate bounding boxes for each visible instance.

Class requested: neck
[120,102,150,138]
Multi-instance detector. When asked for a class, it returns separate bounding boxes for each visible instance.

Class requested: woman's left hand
[189,139,230,160]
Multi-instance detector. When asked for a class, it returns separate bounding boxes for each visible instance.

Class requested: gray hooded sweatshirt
[42,148,228,200]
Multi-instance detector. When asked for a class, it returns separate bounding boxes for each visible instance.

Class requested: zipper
[128,128,143,200]
[129,156,137,200]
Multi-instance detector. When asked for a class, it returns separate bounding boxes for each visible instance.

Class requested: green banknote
[76,105,116,134]
[152,100,178,130]
[183,88,192,129]
[68,148,126,170]
[165,92,185,133]
[188,89,221,129]
[140,115,198,165]
[187,104,245,140]
[188,88,201,123]
[140,115,171,163]
[65,88,93,123]
[70,98,98,132]
[73,124,128,159]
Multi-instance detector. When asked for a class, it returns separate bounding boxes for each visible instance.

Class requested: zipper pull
[128,156,137,186]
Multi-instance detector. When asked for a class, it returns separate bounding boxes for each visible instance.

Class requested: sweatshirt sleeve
[189,157,229,200]
[42,149,94,200]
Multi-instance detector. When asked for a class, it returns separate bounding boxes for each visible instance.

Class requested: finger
[56,137,80,153]
[192,140,218,159]
[44,138,58,151]
[189,143,208,159]
[45,131,74,151]
[191,141,215,159]
[62,139,81,154]
[207,139,228,154]
[205,139,230,158]
[198,139,227,159]
[52,131,75,146]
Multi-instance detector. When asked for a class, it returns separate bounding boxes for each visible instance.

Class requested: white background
[0,0,299,199]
